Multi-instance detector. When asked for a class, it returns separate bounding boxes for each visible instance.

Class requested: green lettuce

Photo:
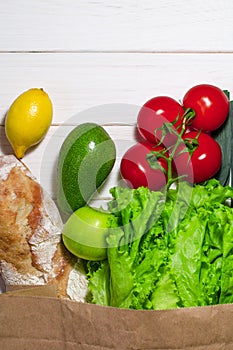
[87,179,233,310]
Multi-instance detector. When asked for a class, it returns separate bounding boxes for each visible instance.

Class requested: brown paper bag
[0,292,233,350]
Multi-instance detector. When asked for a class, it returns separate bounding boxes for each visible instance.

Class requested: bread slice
[0,155,88,301]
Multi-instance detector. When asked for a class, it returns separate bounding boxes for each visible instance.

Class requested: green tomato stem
[167,108,196,187]
[147,107,196,189]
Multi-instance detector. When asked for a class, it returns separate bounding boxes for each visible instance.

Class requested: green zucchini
[213,90,232,186]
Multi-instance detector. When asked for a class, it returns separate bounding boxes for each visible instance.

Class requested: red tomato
[120,142,168,191]
[173,131,222,184]
[183,84,229,132]
[137,96,185,147]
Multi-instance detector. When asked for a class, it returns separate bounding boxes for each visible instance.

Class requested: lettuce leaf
[87,180,233,310]
[86,259,110,306]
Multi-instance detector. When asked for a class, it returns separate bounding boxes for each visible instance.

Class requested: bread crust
[0,155,88,300]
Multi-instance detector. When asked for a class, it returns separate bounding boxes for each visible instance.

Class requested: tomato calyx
[146,107,197,188]
[146,141,187,188]
[182,132,200,154]
[155,107,196,147]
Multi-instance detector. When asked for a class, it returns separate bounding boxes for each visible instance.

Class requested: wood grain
[0,52,232,125]
[0,0,232,208]
[0,1,232,52]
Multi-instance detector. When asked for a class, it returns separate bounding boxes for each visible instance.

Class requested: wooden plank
[0,52,232,125]
[1,51,232,205]
[0,0,232,52]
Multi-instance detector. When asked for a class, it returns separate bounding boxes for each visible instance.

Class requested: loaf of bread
[0,155,88,301]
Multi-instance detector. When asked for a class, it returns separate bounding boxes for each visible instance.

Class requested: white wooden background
[0,0,232,209]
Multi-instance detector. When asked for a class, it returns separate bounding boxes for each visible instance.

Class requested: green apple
[62,206,113,261]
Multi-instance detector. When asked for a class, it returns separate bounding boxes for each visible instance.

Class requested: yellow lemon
[5,88,53,158]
